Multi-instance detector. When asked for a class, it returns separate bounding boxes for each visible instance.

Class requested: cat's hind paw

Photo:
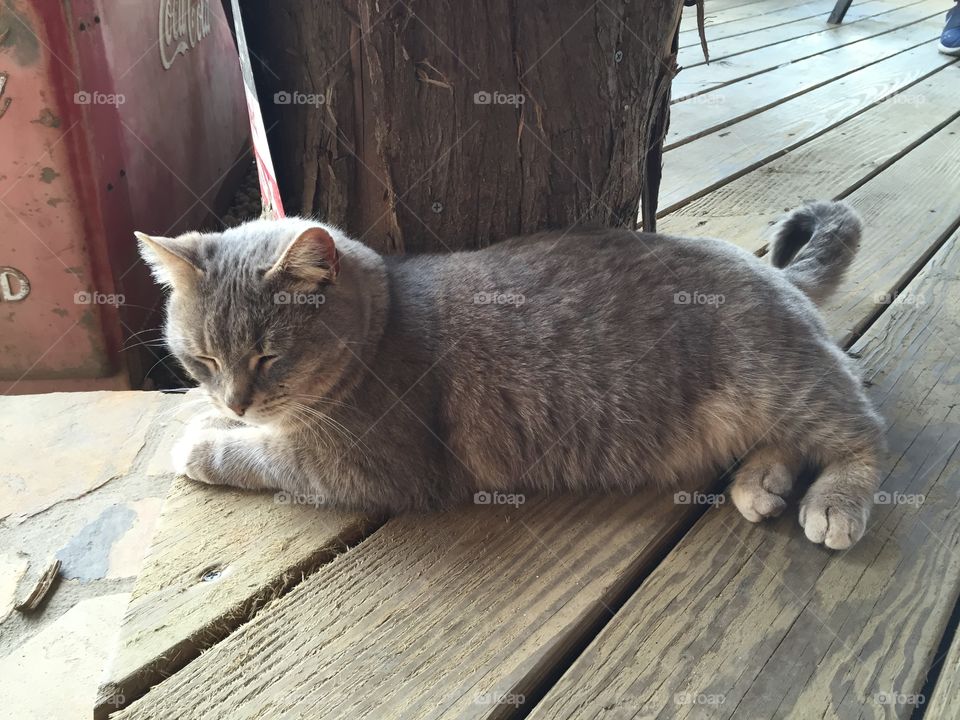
[799,493,869,550]
[731,461,793,523]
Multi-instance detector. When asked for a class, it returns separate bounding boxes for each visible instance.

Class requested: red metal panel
[0,0,249,393]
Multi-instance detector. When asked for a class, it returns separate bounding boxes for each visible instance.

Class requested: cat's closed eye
[254,354,279,373]
[195,355,221,372]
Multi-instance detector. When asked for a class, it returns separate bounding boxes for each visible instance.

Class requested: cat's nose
[227,399,250,416]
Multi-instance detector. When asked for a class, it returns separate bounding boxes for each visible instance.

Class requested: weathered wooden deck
[77,0,960,717]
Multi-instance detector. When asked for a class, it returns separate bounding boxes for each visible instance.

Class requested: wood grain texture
[659,44,958,213]
[530,229,960,720]
[94,405,377,718]
[244,0,683,252]
[659,69,960,246]
[673,0,943,101]
[677,0,924,68]
[112,491,715,720]
[670,17,943,147]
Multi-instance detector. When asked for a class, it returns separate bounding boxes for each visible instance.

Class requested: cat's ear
[136,231,203,289]
[266,227,340,285]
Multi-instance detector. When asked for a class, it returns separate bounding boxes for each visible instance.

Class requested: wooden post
[241,1,683,253]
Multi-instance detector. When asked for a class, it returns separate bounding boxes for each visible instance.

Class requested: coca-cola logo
[159,0,212,70]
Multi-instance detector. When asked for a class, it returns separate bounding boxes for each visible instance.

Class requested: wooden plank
[528,229,960,720]
[926,625,960,718]
[689,0,774,11]
[677,0,927,67]
[112,493,713,719]
[673,0,945,101]
[668,102,960,346]
[677,0,896,47]
[93,399,377,718]
[659,44,958,214]
[679,0,832,34]
[669,16,942,147]
[659,70,960,247]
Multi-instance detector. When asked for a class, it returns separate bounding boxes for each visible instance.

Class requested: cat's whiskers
[120,327,164,346]
[283,409,320,448]
[285,405,335,454]
[287,400,370,454]
[289,393,356,411]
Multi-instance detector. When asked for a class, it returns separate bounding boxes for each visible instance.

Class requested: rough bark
[243,0,682,253]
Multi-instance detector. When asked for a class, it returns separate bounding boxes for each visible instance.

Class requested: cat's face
[137,219,369,427]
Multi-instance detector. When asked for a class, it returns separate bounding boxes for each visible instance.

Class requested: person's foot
[940,5,960,56]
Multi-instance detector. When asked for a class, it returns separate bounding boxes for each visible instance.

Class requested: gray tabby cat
[138,200,883,550]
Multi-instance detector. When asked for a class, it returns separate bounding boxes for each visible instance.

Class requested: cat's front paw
[171,425,219,484]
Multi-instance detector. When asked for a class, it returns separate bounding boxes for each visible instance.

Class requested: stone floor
[0,392,181,719]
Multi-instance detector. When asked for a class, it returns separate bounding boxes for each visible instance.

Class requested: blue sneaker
[941,4,960,56]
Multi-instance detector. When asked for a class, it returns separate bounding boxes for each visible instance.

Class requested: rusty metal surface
[0,0,249,392]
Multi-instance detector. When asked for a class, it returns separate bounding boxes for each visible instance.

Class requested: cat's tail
[769,201,862,305]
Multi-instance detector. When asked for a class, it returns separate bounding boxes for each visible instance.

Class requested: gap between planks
[678,0,936,69]
[673,0,946,102]
[658,51,960,216]
[677,0,912,48]
[668,16,945,149]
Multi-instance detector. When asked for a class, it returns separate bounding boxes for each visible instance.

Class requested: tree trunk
[242,0,682,254]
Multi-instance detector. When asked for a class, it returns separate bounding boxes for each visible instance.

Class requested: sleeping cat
[138,200,883,550]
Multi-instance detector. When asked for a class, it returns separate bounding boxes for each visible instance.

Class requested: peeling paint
[31,108,60,128]
[77,308,96,332]
[0,0,41,66]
